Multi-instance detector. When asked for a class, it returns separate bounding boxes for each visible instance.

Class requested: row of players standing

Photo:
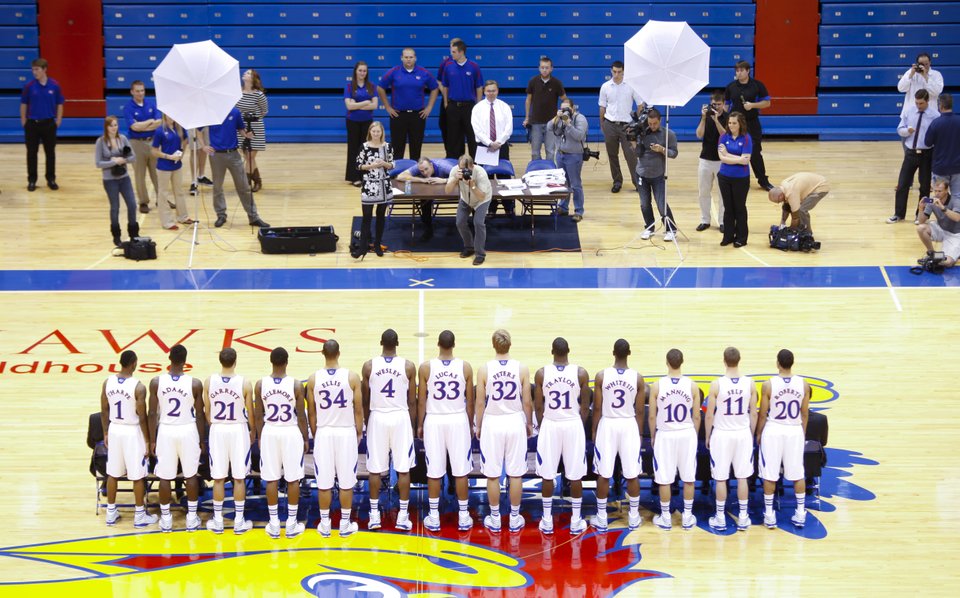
[100,329,812,539]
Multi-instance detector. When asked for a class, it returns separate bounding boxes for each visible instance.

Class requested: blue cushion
[525,159,557,172]
[388,159,417,178]
[480,159,515,178]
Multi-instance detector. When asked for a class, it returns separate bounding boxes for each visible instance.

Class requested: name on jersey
[319,379,343,389]
[106,388,133,401]
[544,377,574,390]
[433,370,460,380]
[209,387,241,401]
[659,388,692,403]
[161,385,191,399]
[604,378,635,393]
[373,367,401,378]
[491,370,514,381]
[773,387,803,401]
[262,388,293,402]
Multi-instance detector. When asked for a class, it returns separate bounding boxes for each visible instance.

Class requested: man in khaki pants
[123,81,161,213]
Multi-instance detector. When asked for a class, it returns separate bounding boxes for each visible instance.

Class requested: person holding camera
[917,180,960,269]
[235,69,268,192]
[356,121,394,257]
[767,172,830,234]
[151,113,193,231]
[599,61,644,193]
[123,81,161,214]
[95,116,139,247]
[889,89,939,224]
[547,99,589,222]
[633,108,678,240]
[717,111,753,247]
[695,90,729,232]
[203,108,270,229]
[898,52,943,118]
[445,154,492,265]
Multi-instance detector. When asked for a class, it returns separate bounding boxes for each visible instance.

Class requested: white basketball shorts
[366,410,415,474]
[155,423,201,480]
[259,425,305,483]
[209,423,251,480]
[479,412,528,478]
[423,412,472,479]
[759,423,805,482]
[106,423,148,481]
[536,417,586,480]
[653,427,697,485]
[709,427,754,481]
[314,427,359,490]
[594,417,642,480]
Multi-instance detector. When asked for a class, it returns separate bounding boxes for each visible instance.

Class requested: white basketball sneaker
[423,513,441,532]
[628,511,642,530]
[459,511,474,532]
[368,509,381,531]
[663,231,676,241]
[185,513,201,532]
[737,514,751,531]
[538,517,554,535]
[653,513,672,530]
[791,510,806,528]
[206,518,224,534]
[233,518,253,535]
[569,516,589,536]
[339,520,359,538]
[317,518,331,538]
[105,509,121,526]
[483,514,502,532]
[681,513,697,530]
[708,515,727,531]
[640,229,653,240]
[508,514,525,533]
[159,513,173,533]
[763,512,777,529]
[286,520,305,539]
[589,513,608,532]
[395,511,412,532]
[134,511,158,529]
[265,520,281,539]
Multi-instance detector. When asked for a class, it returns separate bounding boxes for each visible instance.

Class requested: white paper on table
[528,186,563,195]
[497,189,526,197]
[498,179,526,189]
[475,145,500,165]
[391,188,405,195]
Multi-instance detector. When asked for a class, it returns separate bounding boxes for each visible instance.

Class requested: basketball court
[0,141,957,595]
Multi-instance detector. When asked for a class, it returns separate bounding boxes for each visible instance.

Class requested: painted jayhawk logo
[0,375,876,594]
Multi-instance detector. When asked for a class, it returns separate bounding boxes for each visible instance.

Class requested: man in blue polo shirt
[20,58,64,191]
[123,80,162,213]
[926,93,960,206]
[439,40,483,159]
[396,156,456,241]
[202,108,270,228]
[378,48,439,161]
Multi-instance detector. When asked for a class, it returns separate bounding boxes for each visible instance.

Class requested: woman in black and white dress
[235,69,268,191]
[355,121,394,256]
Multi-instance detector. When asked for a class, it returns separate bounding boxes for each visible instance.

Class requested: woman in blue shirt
[717,111,753,247]
[151,114,192,230]
[344,61,379,186]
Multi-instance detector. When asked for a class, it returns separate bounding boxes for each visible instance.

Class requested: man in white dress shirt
[472,80,514,216]
[898,52,944,118]
[598,61,644,193]
[889,89,940,224]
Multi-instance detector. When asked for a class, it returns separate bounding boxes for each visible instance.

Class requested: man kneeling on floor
[917,179,960,268]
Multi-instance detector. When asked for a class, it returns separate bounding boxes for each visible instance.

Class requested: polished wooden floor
[0,140,958,595]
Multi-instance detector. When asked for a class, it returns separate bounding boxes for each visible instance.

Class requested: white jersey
[208,374,248,425]
[541,363,581,422]
[369,356,410,413]
[426,358,466,415]
[768,375,805,426]
[157,373,196,426]
[713,375,753,431]
[260,375,298,428]
[601,367,640,419]
[105,374,141,425]
[313,367,356,428]
[483,359,523,416]
[655,376,696,432]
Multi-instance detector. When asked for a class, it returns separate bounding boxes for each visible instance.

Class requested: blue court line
[0,266,949,292]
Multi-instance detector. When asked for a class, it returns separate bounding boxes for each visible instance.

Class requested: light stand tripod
[164,126,234,268]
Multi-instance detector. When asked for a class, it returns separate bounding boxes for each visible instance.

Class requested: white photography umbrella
[153,40,241,130]
[623,20,710,106]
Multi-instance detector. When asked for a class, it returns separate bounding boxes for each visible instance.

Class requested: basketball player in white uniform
[534,337,590,535]
[417,330,474,532]
[590,339,645,532]
[254,347,309,539]
[757,348,811,529]
[705,346,757,532]
[148,344,204,533]
[203,347,254,534]
[361,329,417,532]
[476,329,533,533]
[649,348,700,531]
[308,339,364,538]
[100,350,156,527]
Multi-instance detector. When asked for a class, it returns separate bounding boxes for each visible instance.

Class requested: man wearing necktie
[890,89,939,224]
[472,80,514,214]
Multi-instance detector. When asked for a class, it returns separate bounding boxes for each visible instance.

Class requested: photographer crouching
[547,99,592,222]
[631,108,678,240]
[445,154,492,265]
[916,179,960,270]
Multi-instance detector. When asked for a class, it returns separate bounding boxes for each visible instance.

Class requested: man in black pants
[20,58,64,191]
[725,61,773,191]
[890,89,939,224]
[377,48,439,161]
[439,40,483,159]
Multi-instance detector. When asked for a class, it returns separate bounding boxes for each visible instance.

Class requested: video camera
[624,106,653,143]
[769,225,821,252]
[913,251,947,274]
